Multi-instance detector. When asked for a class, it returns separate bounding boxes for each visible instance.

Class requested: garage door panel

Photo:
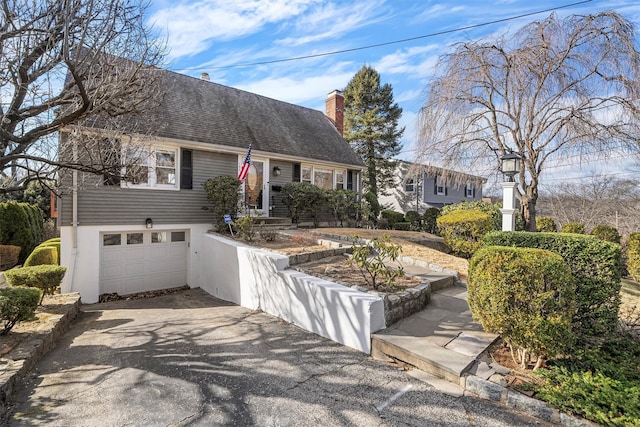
[100,230,188,296]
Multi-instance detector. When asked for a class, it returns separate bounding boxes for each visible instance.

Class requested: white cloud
[148,0,316,59]
[374,44,440,77]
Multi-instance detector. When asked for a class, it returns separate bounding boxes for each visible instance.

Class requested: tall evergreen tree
[343,65,404,202]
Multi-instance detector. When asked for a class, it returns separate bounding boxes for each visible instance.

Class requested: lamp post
[500,151,520,232]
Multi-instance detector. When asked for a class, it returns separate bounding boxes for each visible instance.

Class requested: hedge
[0,202,44,262]
[469,246,576,363]
[380,210,405,229]
[0,286,41,335]
[405,210,422,231]
[4,265,67,304]
[590,224,620,244]
[422,207,440,235]
[627,233,640,282]
[483,231,621,341]
[437,209,493,258]
[0,245,21,271]
[37,240,61,264]
[24,246,58,267]
[536,216,557,232]
[561,222,585,234]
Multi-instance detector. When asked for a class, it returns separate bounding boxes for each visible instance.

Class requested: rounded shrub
[627,233,640,282]
[0,286,42,335]
[561,222,585,234]
[39,240,61,264]
[204,175,242,232]
[405,210,422,231]
[436,209,493,258]
[24,246,58,267]
[422,207,441,235]
[468,246,576,365]
[4,265,67,304]
[536,216,557,232]
[442,200,501,231]
[590,224,620,244]
[380,210,405,229]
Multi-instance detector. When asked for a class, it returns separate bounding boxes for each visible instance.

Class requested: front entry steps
[371,286,498,386]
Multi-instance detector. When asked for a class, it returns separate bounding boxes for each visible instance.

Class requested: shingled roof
[148,70,364,168]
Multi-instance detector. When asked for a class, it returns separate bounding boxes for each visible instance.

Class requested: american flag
[237,144,252,181]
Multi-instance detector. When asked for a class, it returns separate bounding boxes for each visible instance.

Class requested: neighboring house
[378,160,485,214]
[57,70,364,303]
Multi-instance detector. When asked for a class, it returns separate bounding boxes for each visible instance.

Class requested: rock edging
[0,293,81,417]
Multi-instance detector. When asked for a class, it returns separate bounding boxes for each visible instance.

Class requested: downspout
[69,132,79,292]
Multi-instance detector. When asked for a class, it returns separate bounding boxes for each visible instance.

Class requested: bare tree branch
[417,11,640,230]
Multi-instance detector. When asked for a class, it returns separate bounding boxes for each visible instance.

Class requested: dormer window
[405,178,415,192]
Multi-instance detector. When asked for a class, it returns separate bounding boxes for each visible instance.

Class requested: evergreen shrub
[5,265,67,304]
[0,245,21,270]
[442,200,502,230]
[380,210,405,229]
[282,182,326,226]
[536,216,557,232]
[627,233,640,282]
[24,246,58,267]
[469,246,576,366]
[39,240,61,264]
[405,210,422,231]
[562,222,585,234]
[0,286,41,335]
[392,222,411,231]
[437,209,493,258]
[483,231,622,341]
[422,207,440,235]
[204,175,242,232]
[0,202,44,262]
[590,224,621,244]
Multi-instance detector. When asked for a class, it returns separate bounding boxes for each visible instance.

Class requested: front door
[244,158,268,216]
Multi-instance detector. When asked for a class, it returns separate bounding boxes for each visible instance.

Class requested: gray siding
[422,175,483,208]
[59,150,236,226]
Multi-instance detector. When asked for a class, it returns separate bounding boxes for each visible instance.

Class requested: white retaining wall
[198,233,386,354]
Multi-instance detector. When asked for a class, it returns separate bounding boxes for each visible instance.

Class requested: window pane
[156,151,175,167]
[156,168,176,185]
[301,167,311,183]
[171,231,186,242]
[335,171,344,189]
[314,170,333,189]
[152,232,167,243]
[127,233,143,245]
[103,234,121,246]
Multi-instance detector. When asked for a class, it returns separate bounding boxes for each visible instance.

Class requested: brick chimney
[325,90,344,136]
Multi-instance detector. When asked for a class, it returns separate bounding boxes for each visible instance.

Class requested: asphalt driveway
[5,288,552,426]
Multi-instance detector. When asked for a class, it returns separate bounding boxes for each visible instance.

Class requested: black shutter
[347,170,353,190]
[293,163,301,182]
[472,185,476,198]
[434,175,438,195]
[180,148,193,189]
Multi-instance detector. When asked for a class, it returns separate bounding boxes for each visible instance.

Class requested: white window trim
[301,165,348,190]
[122,145,180,191]
[405,178,415,193]
[436,177,446,196]
[466,182,474,197]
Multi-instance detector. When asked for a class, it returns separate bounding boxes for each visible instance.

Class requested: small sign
[223,214,232,224]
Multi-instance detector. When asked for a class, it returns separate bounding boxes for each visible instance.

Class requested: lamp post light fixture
[145,218,153,229]
[500,151,521,232]
[272,166,281,177]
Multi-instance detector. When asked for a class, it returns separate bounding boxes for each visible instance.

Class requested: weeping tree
[417,11,640,231]
[0,0,166,194]
[343,65,404,201]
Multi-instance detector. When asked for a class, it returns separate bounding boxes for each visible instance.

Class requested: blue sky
[145,0,640,192]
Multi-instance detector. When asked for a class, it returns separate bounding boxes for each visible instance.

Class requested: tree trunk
[521,184,539,232]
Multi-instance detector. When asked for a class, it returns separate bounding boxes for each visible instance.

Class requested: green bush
[380,210,405,229]
[591,224,621,244]
[350,234,404,290]
[469,246,576,368]
[0,201,44,262]
[437,209,493,258]
[562,222,585,234]
[627,233,640,282]
[204,175,242,232]
[536,216,557,232]
[0,244,21,270]
[325,189,359,227]
[39,241,61,264]
[4,265,67,304]
[24,246,58,266]
[422,207,440,235]
[442,200,502,231]
[483,231,622,341]
[405,210,422,231]
[281,182,326,227]
[0,286,41,335]
[362,191,380,223]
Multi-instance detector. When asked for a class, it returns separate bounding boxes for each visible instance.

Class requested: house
[57,69,364,303]
[378,160,485,214]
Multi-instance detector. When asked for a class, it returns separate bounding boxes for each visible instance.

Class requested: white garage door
[100,230,188,296]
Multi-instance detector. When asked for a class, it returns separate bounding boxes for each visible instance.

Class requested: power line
[181,0,592,71]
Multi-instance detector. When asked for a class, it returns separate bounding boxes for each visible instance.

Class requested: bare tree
[538,174,640,237]
[0,0,166,193]
[417,11,640,231]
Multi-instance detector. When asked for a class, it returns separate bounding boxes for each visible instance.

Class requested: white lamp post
[500,151,520,232]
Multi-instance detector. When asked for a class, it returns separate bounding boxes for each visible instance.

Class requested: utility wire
[185,0,592,71]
